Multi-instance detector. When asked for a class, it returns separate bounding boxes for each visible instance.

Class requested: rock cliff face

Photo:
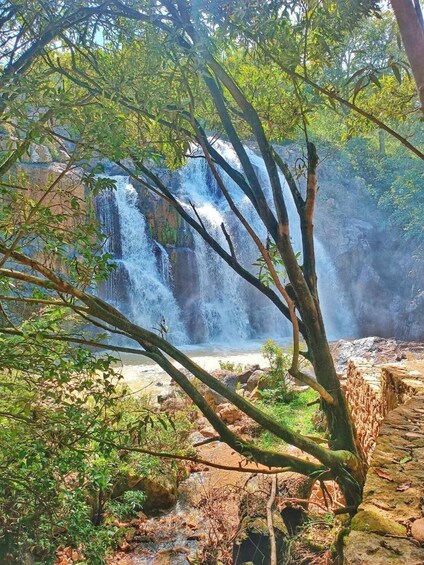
[7,141,424,342]
[135,147,424,342]
[313,153,424,341]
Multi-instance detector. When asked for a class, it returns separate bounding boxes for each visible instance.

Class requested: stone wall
[344,359,423,464]
[344,360,384,464]
[343,360,424,564]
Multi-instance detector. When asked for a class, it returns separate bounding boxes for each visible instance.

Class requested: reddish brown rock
[238,364,260,384]
[217,403,243,424]
[246,370,268,392]
[199,426,217,438]
[411,518,424,543]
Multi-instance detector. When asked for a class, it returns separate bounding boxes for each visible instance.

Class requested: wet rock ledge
[343,360,424,564]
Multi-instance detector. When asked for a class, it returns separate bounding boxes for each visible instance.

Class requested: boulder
[203,373,238,407]
[351,508,407,536]
[277,472,314,500]
[28,143,53,163]
[204,388,225,407]
[330,337,422,375]
[233,514,287,565]
[189,431,207,445]
[14,162,85,233]
[139,477,178,512]
[217,403,243,424]
[157,390,176,404]
[233,475,296,564]
[111,473,177,514]
[57,149,70,162]
[238,364,260,384]
[52,125,75,152]
[411,518,424,543]
[223,374,239,391]
[199,426,217,438]
[196,416,208,429]
[228,423,245,435]
[247,370,268,392]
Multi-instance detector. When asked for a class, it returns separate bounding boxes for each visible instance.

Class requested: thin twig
[267,475,278,565]
[189,200,207,232]
[221,222,236,260]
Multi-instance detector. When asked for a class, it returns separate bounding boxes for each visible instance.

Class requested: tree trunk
[390,0,424,112]
[308,321,365,507]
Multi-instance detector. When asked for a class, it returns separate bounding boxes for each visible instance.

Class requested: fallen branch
[289,368,334,405]
[102,440,296,474]
[192,436,221,447]
[267,475,278,565]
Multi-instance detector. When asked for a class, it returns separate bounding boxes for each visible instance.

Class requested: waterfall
[96,142,358,345]
[177,146,289,342]
[96,176,187,344]
[245,144,358,340]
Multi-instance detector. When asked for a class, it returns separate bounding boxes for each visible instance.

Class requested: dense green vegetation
[255,341,320,449]
[258,391,319,451]
[285,9,424,242]
[0,329,192,563]
[345,140,423,240]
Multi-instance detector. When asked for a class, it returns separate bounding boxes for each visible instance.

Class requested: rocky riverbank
[101,337,424,565]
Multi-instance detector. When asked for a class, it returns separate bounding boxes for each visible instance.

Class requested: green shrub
[0,337,191,564]
[257,389,320,450]
[106,490,146,520]
[261,339,296,403]
[218,360,244,373]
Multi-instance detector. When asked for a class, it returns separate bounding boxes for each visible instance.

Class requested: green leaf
[391,64,402,85]
[352,77,365,101]
[369,74,382,89]
[71,197,80,211]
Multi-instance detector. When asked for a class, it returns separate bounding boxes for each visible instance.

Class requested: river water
[114,339,285,400]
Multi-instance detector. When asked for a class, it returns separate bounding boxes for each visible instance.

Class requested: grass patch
[255,388,321,451]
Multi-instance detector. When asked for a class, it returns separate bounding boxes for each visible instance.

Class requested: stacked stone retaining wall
[343,360,424,564]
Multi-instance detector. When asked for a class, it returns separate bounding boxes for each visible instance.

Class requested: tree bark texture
[391,0,424,112]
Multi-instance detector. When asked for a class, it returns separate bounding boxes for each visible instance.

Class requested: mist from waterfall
[96,142,358,345]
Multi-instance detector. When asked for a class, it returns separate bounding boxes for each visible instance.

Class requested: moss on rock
[351,508,407,536]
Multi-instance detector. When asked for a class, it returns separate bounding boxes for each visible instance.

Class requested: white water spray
[97,143,358,344]
[98,176,187,343]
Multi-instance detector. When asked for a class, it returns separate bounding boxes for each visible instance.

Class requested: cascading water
[96,142,358,345]
[96,176,187,344]
[247,145,357,339]
[178,141,357,342]
[177,145,289,342]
